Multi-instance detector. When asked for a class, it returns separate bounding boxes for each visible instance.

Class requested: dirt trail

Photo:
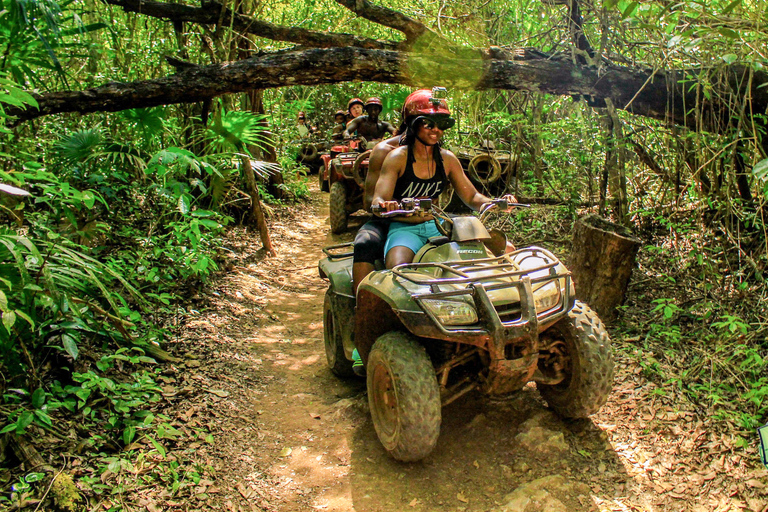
[165,182,768,512]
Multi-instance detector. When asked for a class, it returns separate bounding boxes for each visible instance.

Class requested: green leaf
[719,29,738,40]
[82,190,95,209]
[3,310,16,330]
[621,1,638,18]
[722,0,741,13]
[148,436,166,458]
[0,289,7,311]
[0,423,18,434]
[18,411,34,431]
[123,426,136,445]
[24,472,46,483]
[31,388,45,408]
[14,310,34,328]
[178,194,190,215]
[33,410,52,426]
[753,158,768,180]
[721,54,738,65]
[62,333,79,360]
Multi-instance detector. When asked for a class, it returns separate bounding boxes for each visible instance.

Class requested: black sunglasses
[419,116,455,131]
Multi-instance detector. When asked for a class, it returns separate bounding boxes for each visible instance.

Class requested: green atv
[318,199,614,462]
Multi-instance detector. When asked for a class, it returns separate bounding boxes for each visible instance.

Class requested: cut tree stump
[570,214,641,322]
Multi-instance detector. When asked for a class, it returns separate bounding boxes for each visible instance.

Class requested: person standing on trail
[372,88,516,269]
[343,97,397,143]
[346,98,364,125]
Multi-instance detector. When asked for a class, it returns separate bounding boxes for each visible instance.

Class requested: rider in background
[296,111,315,138]
[348,108,407,375]
[351,110,408,296]
[331,110,347,141]
[343,97,396,143]
[346,98,364,125]
[372,88,516,269]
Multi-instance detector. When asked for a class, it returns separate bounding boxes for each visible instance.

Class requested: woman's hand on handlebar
[373,200,400,216]
[372,198,434,218]
[479,194,521,216]
[499,194,518,210]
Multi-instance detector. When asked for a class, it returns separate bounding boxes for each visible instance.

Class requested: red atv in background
[320,137,375,234]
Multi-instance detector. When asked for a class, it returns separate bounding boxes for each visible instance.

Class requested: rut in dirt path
[165,185,767,512]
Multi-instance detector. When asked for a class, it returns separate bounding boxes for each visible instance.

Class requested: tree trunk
[246,89,285,200]
[569,214,641,322]
[240,155,276,256]
[9,46,768,152]
[531,96,544,195]
[604,99,628,224]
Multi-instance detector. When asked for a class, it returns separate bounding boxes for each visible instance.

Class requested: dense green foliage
[0,0,767,507]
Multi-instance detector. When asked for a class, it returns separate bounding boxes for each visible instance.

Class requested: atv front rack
[392,247,573,338]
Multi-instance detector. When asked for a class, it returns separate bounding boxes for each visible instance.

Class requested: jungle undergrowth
[497,203,768,454]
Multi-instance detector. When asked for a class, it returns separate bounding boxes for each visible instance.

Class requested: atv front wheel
[329,181,348,234]
[323,290,355,378]
[367,331,441,461]
[537,300,614,418]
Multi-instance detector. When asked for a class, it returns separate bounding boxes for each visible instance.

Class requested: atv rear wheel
[319,168,329,192]
[329,181,348,234]
[323,290,355,378]
[537,300,614,418]
[367,331,441,461]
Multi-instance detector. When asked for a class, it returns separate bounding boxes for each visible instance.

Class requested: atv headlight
[421,298,478,326]
[533,281,561,313]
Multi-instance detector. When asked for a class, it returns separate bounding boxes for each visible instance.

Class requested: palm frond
[102,142,148,173]
[121,108,166,139]
[207,110,274,153]
[54,128,104,166]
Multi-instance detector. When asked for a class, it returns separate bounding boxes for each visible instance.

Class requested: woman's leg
[385,246,416,268]
[384,222,425,268]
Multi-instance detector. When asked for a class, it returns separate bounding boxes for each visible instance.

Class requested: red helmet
[403,89,450,119]
[347,98,364,111]
[297,111,306,119]
[365,97,383,108]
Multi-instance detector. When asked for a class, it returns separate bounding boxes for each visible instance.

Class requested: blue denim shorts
[384,220,441,256]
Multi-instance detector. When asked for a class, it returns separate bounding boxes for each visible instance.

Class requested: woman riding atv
[372,88,515,269]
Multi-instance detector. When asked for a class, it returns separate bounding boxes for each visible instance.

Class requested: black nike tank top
[392,145,448,201]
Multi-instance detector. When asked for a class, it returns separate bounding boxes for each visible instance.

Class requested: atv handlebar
[372,198,529,219]
[371,198,433,217]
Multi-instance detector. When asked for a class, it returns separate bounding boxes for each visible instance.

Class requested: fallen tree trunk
[7,47,768,149]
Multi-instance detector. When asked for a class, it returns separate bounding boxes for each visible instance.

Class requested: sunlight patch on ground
[268,438,353,511]
[289,354,321,370]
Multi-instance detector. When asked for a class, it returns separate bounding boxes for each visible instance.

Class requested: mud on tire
[323,290,355,377]
[537,300,614,418]
[329,181,348,234]
[367,331,441,462]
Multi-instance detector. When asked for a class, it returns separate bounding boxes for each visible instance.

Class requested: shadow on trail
[345,386,628,512]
